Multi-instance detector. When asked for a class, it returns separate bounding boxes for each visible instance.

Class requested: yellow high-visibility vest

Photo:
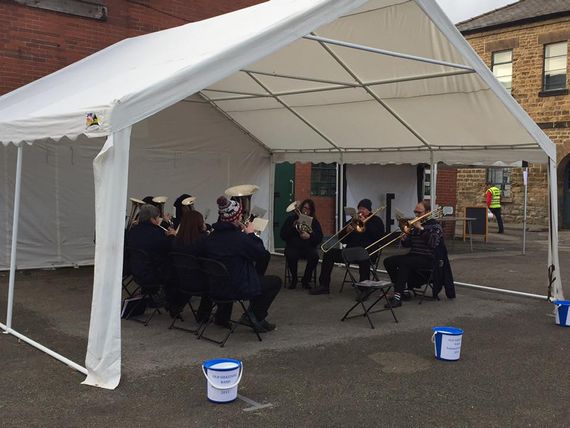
[487,186,501,208]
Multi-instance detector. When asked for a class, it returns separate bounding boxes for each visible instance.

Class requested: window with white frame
[543,41,568,92]
[492,50,513,93]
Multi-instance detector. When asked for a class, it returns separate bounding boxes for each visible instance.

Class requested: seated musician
[383,200,446,308]
[169,209,211,319]
[280,199,323,289]
[172,193,192,230]
[126,204,176,296]
[311,199,385,295]
[204,196,281,332]
[142,195,173,229]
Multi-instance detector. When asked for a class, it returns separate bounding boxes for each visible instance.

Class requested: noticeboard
[464,206,488,242]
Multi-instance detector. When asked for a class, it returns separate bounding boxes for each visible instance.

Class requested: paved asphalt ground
[0,225,569,427]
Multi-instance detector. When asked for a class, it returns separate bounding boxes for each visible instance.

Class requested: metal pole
[522,167,528,255]
[5,144,23,331]
[303,34,474,71]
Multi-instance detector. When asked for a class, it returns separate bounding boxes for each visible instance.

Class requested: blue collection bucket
[554,300,570,327]
[432,327,463,361]
[202,358,243,403]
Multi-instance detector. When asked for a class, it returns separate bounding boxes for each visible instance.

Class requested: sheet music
[252,217,269,232]
[298,213,313,227]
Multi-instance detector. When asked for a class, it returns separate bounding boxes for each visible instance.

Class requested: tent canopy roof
[0,0,555,165]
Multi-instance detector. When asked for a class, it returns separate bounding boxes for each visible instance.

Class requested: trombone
[320,206,385,253]
[365,207,443,257]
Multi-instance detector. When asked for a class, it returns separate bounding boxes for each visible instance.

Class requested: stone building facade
[457,1,570,227]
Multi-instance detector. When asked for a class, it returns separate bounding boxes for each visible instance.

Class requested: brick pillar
[436,168,458,239]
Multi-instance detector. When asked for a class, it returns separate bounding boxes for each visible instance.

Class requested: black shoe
[301,281,311,290]
[286,281,297,290]
[384,297,402,308]
[259,320,276,332]
[309,286,330,295]
[401,291,413,301]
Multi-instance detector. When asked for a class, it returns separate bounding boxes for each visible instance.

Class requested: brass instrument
[126,197,145,230]
[286,201,313,234]
[225,184,260,227]
[320,206,385,253]
[366,206,443,257]
[152,195,175,229]
[181,196,196,207]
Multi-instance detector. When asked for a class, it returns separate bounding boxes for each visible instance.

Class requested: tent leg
[5,144,23,332]
[430,157,437,207]
[548,158,564,300]
[269,155,275,252]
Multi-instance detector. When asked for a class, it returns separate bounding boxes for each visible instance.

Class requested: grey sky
[435,0,517,23]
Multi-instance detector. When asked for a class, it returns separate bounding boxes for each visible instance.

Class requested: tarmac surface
[0,225,569,427]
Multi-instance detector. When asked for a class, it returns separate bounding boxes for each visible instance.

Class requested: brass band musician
[280,199,323,289]
[383,200,444,307]
[311,199,385,295]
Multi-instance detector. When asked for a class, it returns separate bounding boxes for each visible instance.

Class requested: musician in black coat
[169,209,211,319]
[383,200,453,308]
[204,196,281,332]
[280,199,323,289]
[311,199,385,295]
[126,204,176,288]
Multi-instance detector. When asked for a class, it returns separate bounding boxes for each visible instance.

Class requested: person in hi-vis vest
[485,181,504,233]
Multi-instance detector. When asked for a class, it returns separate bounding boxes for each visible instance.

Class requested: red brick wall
[294,162,336,235]
[436,168,458,238]
[0,0,262,95]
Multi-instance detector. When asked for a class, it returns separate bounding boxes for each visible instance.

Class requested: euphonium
[126,197,145,230]
[286,201,313,234]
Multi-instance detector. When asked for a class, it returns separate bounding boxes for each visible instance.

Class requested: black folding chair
[284,257,317,288]
[339,249,381,293]
[168,252,210,333]
[197,257,262,347]
[340,247,398,328]
[124,247,164,326]
[413,259,444,305]
[122,247,140,297]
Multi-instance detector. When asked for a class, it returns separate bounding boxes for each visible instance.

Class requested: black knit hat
[357,198,372,211]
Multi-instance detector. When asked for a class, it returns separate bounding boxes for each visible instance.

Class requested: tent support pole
[269,154,276,253]
[523,165,528,255]
[547,158,564,300]
[303,34,474,71]
[430,153,437,207]
[312,33,434,151]
[244,71,342,152]
[203,70,475,102]
[2,326,87,374]
[5,144,23,331]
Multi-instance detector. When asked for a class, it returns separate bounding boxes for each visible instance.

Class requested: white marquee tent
[0,0,564,389]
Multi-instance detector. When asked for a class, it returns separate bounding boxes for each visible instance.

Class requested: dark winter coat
[280,213,323,250]
[204,221,267,300]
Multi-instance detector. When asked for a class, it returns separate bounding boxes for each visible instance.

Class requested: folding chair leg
[237,301,262,342]
[339,268,349,293]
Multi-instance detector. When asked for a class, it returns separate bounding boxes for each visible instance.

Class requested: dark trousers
[319,247,370,289]
[384,253,433,294]
[215,275,282,322]
[284,246,319,284]
[489,207,504,233]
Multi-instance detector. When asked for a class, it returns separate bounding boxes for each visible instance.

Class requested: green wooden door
[273,162,295,249]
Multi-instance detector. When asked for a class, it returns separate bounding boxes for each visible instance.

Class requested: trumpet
[366,207,443,257]
[126,197,145,230]
[321,206,385,253]
[286,201,313,234]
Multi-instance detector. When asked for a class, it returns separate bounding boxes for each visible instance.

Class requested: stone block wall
[461,17,570,226]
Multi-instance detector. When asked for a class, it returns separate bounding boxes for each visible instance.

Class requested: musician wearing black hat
[310,198,385,295]
[280,199,323,290]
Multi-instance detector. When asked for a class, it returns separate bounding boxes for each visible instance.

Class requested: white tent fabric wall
[0,0,564,390]
[0,101,271,271]
[345,164,418,216]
